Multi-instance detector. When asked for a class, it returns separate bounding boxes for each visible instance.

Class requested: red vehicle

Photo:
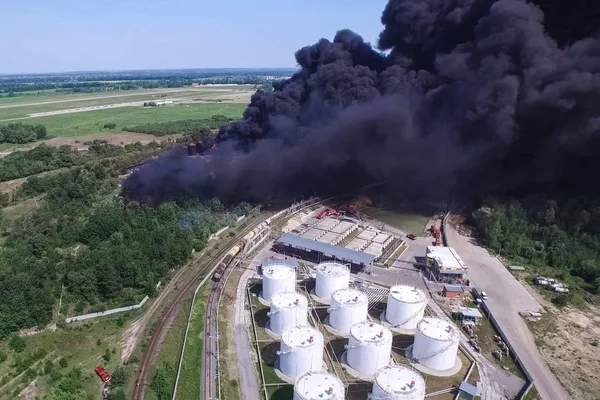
[95,366,111,383]
[317,210,327,219]
[326,208,340,217]
[406,234,416,240]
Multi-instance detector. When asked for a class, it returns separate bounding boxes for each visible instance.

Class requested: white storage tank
[328,288,368,334]
[278,325,324,379]
[261,263,296,303]
[385,285,427,331]
[371,365,426,400]
[412,317,459,371]
[315,262,350,300]
[268,291,308,335]
[345,321,392,376]
[293,371,345,400]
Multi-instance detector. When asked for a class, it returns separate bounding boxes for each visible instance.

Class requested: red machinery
[326,208,340,217]
[95,366,111,383]
[317,210,327,219]
[431,225,442,246]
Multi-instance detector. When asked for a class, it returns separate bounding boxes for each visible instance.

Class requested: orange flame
[211,143,217,149]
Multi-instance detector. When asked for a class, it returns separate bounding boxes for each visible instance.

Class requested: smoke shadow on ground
[260,342,280,367]
[346,382,373,400]
[392,333,415,357]
[254,308,269,329]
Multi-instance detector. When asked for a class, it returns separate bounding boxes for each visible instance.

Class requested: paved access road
[445,224,569,400]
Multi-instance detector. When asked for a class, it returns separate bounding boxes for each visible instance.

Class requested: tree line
[0,123,47,144]
[0,142,251,339]
[123,115,234,138]
[473,195,600,301]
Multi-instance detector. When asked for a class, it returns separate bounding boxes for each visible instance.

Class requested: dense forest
[473,196,600,301]
[0,123,46,144]
[0,141,251,339]
[124,115,235,137]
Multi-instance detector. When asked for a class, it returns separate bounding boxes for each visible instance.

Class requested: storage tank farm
[411,317,460,371]
[261,263,296,303]
[384,285,428,333]
[345,321,392,376]
[278,325,324,379]
[327,288,368,334]
[293,371,345,400]
[267,291,308,336]
[314,262,350,301]
[371,365,426,400]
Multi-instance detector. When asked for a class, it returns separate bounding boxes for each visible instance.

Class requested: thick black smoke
[123,0,600,205]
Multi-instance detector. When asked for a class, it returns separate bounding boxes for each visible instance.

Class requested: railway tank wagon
[293,371,345,400]
[212,245,241,281]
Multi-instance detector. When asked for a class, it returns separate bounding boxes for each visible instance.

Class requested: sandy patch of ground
[19,379,39,400]
[528,302,600,399]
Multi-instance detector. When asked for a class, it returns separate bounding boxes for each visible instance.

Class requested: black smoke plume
[123,0,600,205]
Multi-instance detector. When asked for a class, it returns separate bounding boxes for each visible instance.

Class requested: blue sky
[1,0,388,74]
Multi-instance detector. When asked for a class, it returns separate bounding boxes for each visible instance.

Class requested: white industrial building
[268,291,308,336]
[261,263,297,303]
[384,285,427,333]
[293,371,345,400]
[345,321,392,376]
[425,246,468,284]
[278,325,324,379]
[327,288,368,334]
[371,365,426,400]
[315,262,350,301]
[411,317,460,372]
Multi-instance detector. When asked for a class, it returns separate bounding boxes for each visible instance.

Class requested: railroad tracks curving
[131,213,270,400]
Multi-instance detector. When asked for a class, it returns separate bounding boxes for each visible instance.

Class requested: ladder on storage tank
[391,301,427,329]
[411,339,455,362]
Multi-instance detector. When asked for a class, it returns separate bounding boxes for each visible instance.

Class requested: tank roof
[271,291,307,308]
[317,262,349,276]
[350,321,392,343]
[282,325,323,348]
[332,288,367,306]
[375,365,425,395]
[417,317,458,342]
[263,264,296,280]
[295,371,344,400]
[389,285,427,304]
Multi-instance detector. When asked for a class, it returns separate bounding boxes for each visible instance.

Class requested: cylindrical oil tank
[371,365,426,400]
[278,325,324,379]
[315,262,350,299]
[268,291,308,335]
[385,285,427,331]
[345,321,392,376]
[328,288,368,333]
[261,263,296,303]
[293,371,345,400]
[412,317,460,371]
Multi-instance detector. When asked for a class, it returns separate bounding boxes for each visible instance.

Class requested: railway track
[131,213,270,400]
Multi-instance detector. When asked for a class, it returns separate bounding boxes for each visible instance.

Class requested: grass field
[364,206,431,235]
[2,103,246,139]
[174,285,207,400]
[0,313,140,400]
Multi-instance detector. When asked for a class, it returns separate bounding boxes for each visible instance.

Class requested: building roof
[426,246,468,271]
[458,381,479,396]
[277,234,376,265]
[444,285,464,293]
[458,307,483,319]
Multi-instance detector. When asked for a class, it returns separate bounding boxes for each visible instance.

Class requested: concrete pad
[404,344,463,377]
[257,291,270,307]
[322,315,349,338]
[309,288,331,305]
[379,311,417,335]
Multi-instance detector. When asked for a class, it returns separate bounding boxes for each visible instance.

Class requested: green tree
[9,335,26,353]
